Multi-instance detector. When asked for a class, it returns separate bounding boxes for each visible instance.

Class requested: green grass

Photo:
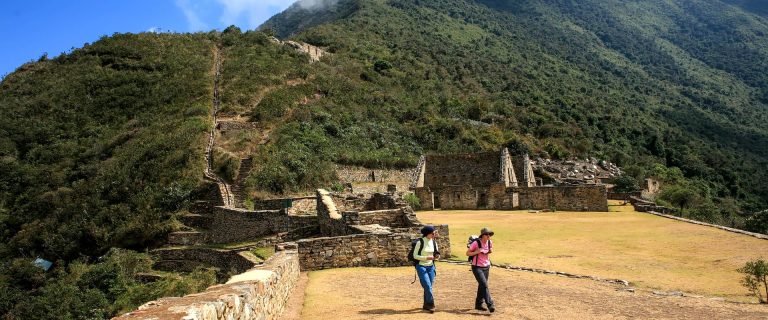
[419,202,768,300]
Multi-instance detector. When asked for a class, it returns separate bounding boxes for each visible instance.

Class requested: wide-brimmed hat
[480,227,494,236]
[421,225,436,236]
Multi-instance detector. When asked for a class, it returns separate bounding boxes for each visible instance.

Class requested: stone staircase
[230,157,253,207]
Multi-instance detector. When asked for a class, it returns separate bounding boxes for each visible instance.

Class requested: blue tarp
[33,258,53,271]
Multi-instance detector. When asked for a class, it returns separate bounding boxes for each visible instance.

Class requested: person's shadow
[360,308,490,316]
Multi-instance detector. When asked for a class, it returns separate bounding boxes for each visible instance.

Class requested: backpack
[467,235,492,265]
[467,235,481,263]
[408,238,425,266]
[408,237,440,266]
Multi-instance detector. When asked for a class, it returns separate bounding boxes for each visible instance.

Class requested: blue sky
[0,0,298,78]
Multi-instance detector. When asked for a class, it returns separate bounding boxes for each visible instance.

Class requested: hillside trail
[298,264,768,320]
[204,45,234,207]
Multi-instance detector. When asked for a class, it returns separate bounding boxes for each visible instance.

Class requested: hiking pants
[472,266,494,308]
[415,264,436,306]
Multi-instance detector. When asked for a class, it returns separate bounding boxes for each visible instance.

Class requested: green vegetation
[738,258,768,304]
[403,193,421,210]
[0,32,218,318]
[0,249,216,318]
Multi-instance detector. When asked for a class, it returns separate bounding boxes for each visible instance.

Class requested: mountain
[2,0,768,317]
[262,0,768,208]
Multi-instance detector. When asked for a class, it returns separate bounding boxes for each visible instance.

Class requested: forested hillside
[262,0,768,223]
[1,0,768,318]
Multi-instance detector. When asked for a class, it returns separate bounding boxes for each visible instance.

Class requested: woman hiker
[467,227,495,313]
[413,225,439,313]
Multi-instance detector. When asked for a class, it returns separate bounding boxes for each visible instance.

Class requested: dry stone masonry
[117,246,300,320]
[413,148,609,211]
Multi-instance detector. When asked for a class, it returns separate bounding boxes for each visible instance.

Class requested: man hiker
[467,227,495,313]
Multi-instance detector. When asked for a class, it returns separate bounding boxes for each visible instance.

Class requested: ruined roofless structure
[411,148,609,211]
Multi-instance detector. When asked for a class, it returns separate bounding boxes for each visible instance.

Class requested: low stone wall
[288,198,316,215]
[518,185,608,212]
[297,232,410,270]
[297,224,451,271]
[152,247,260,274]
[608,191,642,201]
[343,209,409,228]
[119,247,300,320]
[207,207,319,243]
[336,165,414,183]
[644,211,768,240]
[251,196,316,213]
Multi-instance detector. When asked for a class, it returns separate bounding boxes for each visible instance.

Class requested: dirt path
[298,264,768,320]
[282,272,309,320]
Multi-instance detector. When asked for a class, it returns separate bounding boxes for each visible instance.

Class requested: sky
[0,0,299,78]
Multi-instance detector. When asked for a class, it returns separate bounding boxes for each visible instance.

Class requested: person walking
[413,225,440,313]
[467,227,495,313]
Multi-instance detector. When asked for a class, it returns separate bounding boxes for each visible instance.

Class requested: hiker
[467,227,495,313]
[413,225,440,313]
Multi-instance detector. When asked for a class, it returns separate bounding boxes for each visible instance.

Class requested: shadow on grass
[360,308,490,316]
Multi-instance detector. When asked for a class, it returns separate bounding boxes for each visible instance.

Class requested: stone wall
[414,187,435,210]
[152,247,260,274]
[423,152,500,188]
[518,185,608,211]
[207,207,318,243]
[119,247,300,320]
[343,209,409,228]
[297,224,451,271]
[316,189,356,236]
[251,196,316,215]
[363,193,400,211]
[336,165,414,183]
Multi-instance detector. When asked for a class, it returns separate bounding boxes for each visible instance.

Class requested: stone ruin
[120,190,448,319]
[412,148,609,212]
[531,157,623,185]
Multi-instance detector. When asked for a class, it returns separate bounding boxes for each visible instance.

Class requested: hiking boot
[475,305,488,311]
[488,305,496,313]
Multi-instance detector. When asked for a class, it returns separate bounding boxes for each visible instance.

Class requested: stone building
[412,148,608,211]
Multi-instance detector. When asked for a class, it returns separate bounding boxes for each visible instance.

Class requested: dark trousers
[472,266,494,308]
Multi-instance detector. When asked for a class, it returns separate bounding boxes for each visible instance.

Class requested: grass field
[418,201,768,300]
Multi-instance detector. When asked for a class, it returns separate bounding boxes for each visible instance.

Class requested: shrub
[737,258,768,304]
[404,193,421,210]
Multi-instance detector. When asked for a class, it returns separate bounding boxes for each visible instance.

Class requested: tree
[613,175,640,193]
[737,259,768,304]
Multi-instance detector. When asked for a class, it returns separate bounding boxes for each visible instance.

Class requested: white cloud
[175,0,211,31]
[215,0,295,29]
[297,0,338,10]
[175,0,338,32]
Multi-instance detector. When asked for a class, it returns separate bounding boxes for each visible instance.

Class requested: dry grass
[418,201,768,300]
[297,264,768,320]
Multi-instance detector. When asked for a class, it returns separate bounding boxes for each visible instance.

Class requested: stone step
[180,214,213,230]
[234,157,253,183]
[167,231,208,246]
